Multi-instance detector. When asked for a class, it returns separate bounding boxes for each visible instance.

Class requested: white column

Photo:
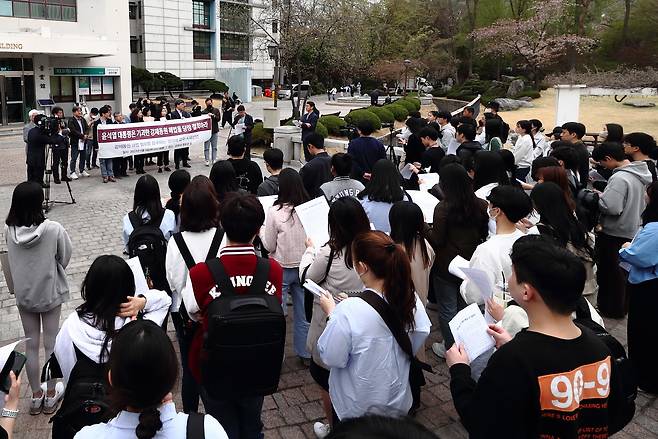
[554,84,586,126]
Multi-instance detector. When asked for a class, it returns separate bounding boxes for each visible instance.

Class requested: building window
[3,0,76,21]
[219,1,249,33]
[220,33,249,61]
[129,1,137,19]
[193,0,210,29]
[50,76,75,102]
[193,31,212,60]
[130,36,138,54]
[81,76,115,101]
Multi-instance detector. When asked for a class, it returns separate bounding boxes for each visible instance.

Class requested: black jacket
[203,106,221,133]
[300,151,332,198]
[232,113,254,136]
[228,157,263,194]
[456,141,483,161]
[346,136,387,182]
[170,109,191,120]
[68,116,88,149]
[26,127,64,166]
[300,111,319,139]
[92,118,114,149]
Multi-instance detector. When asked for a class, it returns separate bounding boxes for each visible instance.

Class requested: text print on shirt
[538,356,611,413]
[208,276,277,299]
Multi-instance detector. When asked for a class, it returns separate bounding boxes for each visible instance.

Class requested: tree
[199,79,229,94]
[156,71,183,98]
[472,0,596,86]
[131,66,163,98]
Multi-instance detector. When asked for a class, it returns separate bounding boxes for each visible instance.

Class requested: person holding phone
[4,181,72,415]
[0,371,20,439]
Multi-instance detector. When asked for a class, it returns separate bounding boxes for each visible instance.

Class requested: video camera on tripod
[36,116,68,139]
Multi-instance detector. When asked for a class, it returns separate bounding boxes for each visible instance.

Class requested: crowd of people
[23,91,253,186]
[3,94,658,439]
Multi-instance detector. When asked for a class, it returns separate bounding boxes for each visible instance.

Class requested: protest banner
[97,115,212,159]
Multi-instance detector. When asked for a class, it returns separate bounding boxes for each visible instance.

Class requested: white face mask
[600,130,608,140]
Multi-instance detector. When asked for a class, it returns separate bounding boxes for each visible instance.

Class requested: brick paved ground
[0,134,656,438]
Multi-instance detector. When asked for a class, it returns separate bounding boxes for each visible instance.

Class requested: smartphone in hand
[0,351,26,394]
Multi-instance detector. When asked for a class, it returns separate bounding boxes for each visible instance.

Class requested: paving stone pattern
[0,139,655,438]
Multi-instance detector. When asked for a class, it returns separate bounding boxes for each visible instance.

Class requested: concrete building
[130,0,275,103]
[0,0,132,124]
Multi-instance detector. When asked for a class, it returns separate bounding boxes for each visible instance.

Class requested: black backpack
[201,257,286,399]
[127,210,169,293]
[50,347,111,439]
[574,301,637,434]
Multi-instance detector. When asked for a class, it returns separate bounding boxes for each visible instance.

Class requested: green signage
[52,67,120,76]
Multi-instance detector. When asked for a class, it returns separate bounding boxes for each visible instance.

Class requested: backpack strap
[206,258,237,297]
[205,256,270,298]
[206,228,224,261]
[248,257,271,296]
[356,290,414,358]
[574,296,593,320]
[173,233,196,270]
[186,412,205,439]
[128,211,141,229]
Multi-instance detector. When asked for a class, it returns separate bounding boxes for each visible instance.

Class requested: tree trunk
[622,0,632,46]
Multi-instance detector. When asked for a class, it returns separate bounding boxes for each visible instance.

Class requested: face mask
[599,130,608,139]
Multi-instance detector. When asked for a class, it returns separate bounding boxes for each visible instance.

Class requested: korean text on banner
[97,115,212,159]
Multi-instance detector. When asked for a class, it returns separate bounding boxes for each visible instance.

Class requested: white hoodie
[53,289,171,385]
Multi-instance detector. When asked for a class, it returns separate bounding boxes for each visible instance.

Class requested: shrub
[403,97,421,111]
[514,89,541,99]
[384,104,409,121]
[315,121,329,138]
[318,115,347,136]
[366,106,395,124]
[199,79,229,94]
[395,98,416,113]
[344,109,382,131]
[251,122,273,146]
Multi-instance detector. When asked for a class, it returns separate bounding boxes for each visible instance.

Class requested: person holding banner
[171,99,191,169]
[203,98,221,166]
[156,106,172,173]
[92,106,115,183]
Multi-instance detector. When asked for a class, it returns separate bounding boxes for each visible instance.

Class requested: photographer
[26,114,67,187]
[50,106,71,184]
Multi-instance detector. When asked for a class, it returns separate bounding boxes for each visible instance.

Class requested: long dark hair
[389,201,431,269]
[180,176,219,233]
[108,320,178,439]
[6,181,45,227]
[438,164,488,232]
[133,175,164,224]
[517,119,537,149]
[537,166,576,211]
[274,168,310,221]
[530,182,593,257]
[76,255,136,362]
[642,181,658,226]
[473,151,510,190]
[352,231,416,329]
[327,197,371,267]
[358,159,404,203]
[209,160,239,202]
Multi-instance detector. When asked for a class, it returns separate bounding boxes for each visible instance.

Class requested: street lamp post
[268,43,280,108]
[403,59,412,95]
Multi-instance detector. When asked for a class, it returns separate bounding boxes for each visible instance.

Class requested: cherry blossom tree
[472,0,596,85]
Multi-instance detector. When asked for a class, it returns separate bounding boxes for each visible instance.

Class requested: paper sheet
[296,196,330,248]
[449,303,495,361]
[0,339,26,372]
[418,173,440,192]
[258,195,278,225]
[406,190,440,223]
[400,163,414,180]
[448,255,469,280]
[126,257,149,295]
[461,267,493,303]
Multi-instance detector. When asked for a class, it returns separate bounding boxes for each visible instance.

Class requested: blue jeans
[70,146,86,173]
[433,274,466,348]
[200,389,264,439]
[282,267,310,358]
[204,132,218,162]
[99,158,113,177]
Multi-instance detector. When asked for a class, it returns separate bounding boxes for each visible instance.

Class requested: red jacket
[188,245,283,382]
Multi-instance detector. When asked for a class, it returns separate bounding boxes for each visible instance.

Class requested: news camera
[36,116,66,136]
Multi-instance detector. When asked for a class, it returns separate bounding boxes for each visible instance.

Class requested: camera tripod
[385,124,400,166]
[43,144,76,212]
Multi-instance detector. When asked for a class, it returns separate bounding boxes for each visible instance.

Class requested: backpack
[576,189,601,232]
[50,346,111,439]
[201,257,286,399]
[574,301,637,434]
[127,210,169,293]
[172,228,224,337]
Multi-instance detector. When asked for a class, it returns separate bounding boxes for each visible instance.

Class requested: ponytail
[352,232,416,329]
[136,406,163,439]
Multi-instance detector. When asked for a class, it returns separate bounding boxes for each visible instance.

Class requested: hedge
[384,104,409,121]
[344,109,382,131]
[395,98,417,113]
[403,97,421,111]
[318,115,347,136]
[366,106,395,124]
[251,122,273,146]
[315,121,328,138]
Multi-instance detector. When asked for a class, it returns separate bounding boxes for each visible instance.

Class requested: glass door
[2,76,24,124]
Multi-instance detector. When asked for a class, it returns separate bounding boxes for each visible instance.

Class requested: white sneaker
[205,160,210,167]
[29,384,46,415]
[82,170,90,177]
[43,382,65,414]
[69,172,78,180]
[313,422,331,438]
[432,342,447,359]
